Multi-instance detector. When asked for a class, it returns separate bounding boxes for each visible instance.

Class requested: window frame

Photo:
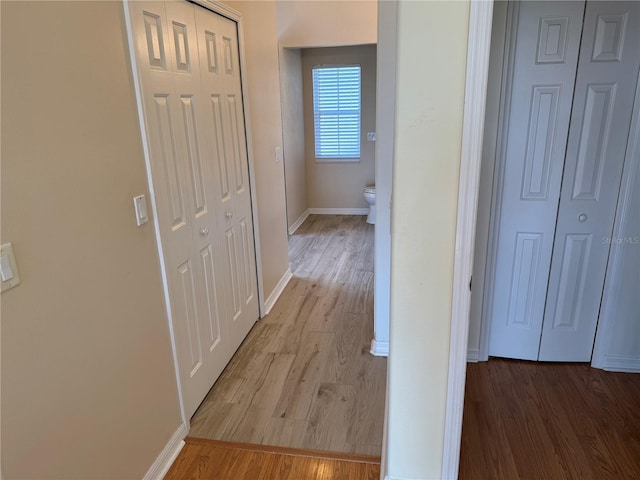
[311,63,362,163]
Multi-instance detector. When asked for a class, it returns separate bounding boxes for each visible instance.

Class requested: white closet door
[129,1,248,417]
[193,7,259,350]
[539,1,640,361]
[488,1,585,360]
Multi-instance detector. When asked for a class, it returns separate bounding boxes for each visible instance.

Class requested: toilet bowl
[363,186,376,225]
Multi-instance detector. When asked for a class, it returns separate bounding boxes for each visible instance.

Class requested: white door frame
[444,1,640,475]
[442,0,494,478]
[123,0,265,428]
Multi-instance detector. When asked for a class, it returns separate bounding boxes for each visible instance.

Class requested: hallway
[190,215,387,456]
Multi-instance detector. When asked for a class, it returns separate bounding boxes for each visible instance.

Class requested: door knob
[200,227,209,237]
[578,214,587,222]
[225,210,233,219]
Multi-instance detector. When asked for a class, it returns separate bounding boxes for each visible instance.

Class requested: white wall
[279,48,308,229]
[224,0,291,298]
[1,2,182,477]
[302,45,377,210]
[386,1,470,479]
[277,0,376,48]
[468,1,508,361]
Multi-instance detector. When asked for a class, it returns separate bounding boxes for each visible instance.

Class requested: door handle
[578,213,587,222]
[225,210,233,219]
[200,227,209,237]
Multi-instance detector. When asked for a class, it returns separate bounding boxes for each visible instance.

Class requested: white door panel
[193,7,259,350]
[539,1,640,361]
[489,1,586,360]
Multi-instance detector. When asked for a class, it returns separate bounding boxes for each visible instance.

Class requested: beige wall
[1,1,182,478]
[279,48,308,228]
[302,45,376,210]
[225,1,291,296]
[386,1,470,478]
[277,0,377,48]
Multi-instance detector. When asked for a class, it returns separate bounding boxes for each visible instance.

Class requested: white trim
[263,268,293,316]
[384,476,430,480]
[142,422,188,480]
[288,209,310,235]
[442,2,494,480]
[308,208,369,215]
[467,348,479,363]
[192,0,241,22]
[122,0,188,426]
[601,355,640,373]
[370,339,389,357]
[478,1,519,363]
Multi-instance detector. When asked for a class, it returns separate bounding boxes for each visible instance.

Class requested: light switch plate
[1,243,21,293]
[134,194,149,226]
[367,132,377,142]
[275,146,283,163]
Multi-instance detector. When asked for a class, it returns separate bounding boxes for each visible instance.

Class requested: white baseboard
[288,209,310,235]
[263,268,293,316]
[601,354,640,373]
[385,476,430,480]
[467,348,479,363]
[143,422,188,480]
[308,207,369,215]
[370,338,389,357]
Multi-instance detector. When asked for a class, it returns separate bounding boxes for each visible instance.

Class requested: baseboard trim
[288,209,310,235]
[308,208,369,215]
[143,422,188,480]
[467,348,479,363]
[263,268,293,316]
[370,339,389,357]
[601,354,640,373]
[384,475,430,480]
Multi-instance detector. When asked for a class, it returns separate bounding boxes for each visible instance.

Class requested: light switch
[367,132,377,142]
[275,146,283,163]
[1,243,21,293]
[0,255,14,281]
[134,194,149,226]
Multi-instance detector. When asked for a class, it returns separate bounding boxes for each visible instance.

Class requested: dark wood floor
[459,359,640,479]
[164,437,380,480]
[189,215,386,455]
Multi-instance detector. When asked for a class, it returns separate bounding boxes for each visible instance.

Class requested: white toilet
[363,186,376,225]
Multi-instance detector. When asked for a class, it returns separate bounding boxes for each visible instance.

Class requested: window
[312,65,361,160]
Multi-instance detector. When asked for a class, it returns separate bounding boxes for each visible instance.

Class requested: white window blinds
[312,65,361,160]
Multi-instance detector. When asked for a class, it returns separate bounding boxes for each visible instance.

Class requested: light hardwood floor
[164,438,380,480]
[190,215,387,456]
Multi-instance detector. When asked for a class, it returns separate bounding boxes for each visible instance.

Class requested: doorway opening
[190,214,386,455]
[459,0,640,477]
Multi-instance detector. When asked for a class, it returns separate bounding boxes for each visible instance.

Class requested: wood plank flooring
[164,438,380,480]
[190,215,386,456]
[459,359,640,479]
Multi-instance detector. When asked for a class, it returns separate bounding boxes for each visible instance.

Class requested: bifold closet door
[128,0,258,417]
[488,1,585,361]
[192,7,260,351]
[538,1,640,361]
